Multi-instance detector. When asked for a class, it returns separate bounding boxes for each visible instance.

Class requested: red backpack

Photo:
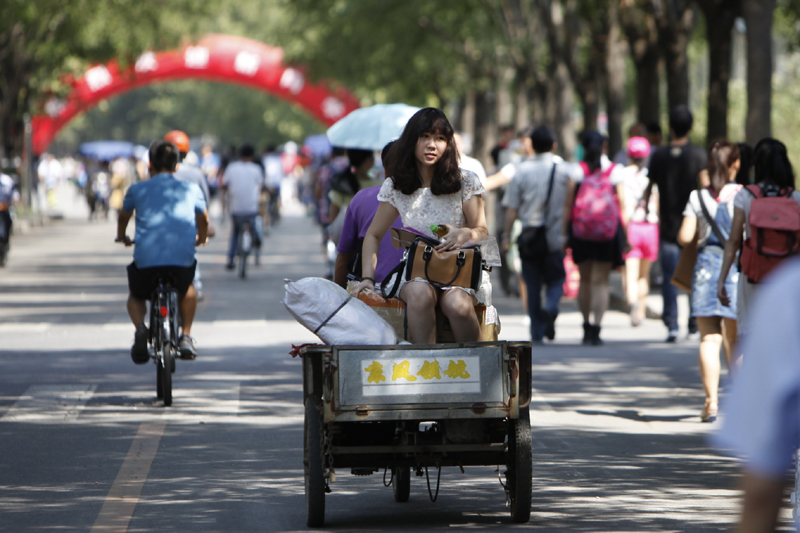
[571,162,619,242]
[740,185,800,282]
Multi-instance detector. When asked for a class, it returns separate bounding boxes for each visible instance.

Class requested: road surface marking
[1,384,97,422]
[91,420,166,533]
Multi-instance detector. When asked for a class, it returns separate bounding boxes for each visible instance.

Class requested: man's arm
[334,252,355,288]
[196,210,209,246]
[116,209,133,246]
[501,207,519,252]
[736,472,785,533]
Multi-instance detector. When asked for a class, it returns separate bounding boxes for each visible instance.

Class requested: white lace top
[377,170,492,305]
[377,170,484,238]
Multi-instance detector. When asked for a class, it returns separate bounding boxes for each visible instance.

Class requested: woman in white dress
[352,108,490,343]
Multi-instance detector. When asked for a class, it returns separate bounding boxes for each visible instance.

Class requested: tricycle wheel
[304,399,325,527]
[392,466,410,502]
[507,406,532,523]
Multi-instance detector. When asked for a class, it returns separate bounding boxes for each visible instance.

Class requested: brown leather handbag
[406,236,482,290]
[380,230,484,299]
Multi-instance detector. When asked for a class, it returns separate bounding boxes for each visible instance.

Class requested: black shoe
[131,324,150,364]
[590,324,603,346]
[540,310,556,341]
[225,262,235,271]
[582,322,592,345]
[179,335,197,360]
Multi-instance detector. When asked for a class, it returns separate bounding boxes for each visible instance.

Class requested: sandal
[701,400,718,423]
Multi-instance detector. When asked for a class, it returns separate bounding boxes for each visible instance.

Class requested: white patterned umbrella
[326,103,420,150]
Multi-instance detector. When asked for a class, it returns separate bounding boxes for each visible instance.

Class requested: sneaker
[131,324,150,364]
[196,290,205,302]
[179,335,198,360]
[225,262,235,271]
[666,329,679,343]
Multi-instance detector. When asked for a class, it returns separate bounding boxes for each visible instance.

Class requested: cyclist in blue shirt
[116,140,209,363]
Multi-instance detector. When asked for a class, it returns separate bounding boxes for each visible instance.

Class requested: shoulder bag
[517,163,557,263]
[671,190,726,293]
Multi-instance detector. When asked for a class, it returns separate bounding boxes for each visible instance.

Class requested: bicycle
[148,273,180,406]
[237,220,253,279]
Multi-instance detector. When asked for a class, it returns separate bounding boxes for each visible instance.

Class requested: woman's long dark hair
[707,141,740,197]
[753,138,795,190]
[581,130,605,173]
[390,107,461,195]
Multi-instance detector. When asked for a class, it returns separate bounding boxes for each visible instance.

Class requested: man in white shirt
[222,145,266,270]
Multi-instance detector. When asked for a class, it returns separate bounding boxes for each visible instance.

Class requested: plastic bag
[283,277,400,345]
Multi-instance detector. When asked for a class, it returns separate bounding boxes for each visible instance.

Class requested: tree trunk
[605,0,627,158]
[699,0,741,144]
[656,2,697,111]
[578,70,600,132]
[473,89,498,170]
[620,6,661,126]
[551,60,576,159]
[635,49,662,125]
[743,0,775,144]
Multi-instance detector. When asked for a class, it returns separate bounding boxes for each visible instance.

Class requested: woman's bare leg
[697,316,723,405]
[721,317,738,368]
[625,257,640,306]
[637,259,652,323]
[440,289,481,342]
[577,262,593,323]
[590,261,613,324]
[400,281,438,344]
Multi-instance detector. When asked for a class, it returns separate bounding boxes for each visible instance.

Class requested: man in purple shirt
[334,185,404,287]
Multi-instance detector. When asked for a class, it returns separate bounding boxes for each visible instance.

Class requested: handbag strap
[540,163,557,222]
[698,188,727,246]
[379,256,407,300]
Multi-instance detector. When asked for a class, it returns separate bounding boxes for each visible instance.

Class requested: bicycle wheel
[305,398,325,527]
[392,466,410,502]
[160,340,173,406]
[507,406,532,523]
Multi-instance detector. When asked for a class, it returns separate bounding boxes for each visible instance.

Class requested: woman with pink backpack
[561,131,627,345]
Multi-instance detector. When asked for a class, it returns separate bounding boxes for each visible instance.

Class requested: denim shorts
[690,248,738,319]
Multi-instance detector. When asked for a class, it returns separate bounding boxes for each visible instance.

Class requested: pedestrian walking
[647,105,708,342]
[562,130,627,345]
[717,138,800,338]
[501,126,569,344]
[677,141,742,422]
[622,137,658,326]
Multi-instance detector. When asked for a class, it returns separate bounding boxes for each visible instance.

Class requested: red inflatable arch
[31,34,361,155]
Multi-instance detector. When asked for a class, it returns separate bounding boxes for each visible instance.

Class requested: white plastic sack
[283,277,400,345]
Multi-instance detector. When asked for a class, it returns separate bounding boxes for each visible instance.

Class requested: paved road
[0,207,792,532]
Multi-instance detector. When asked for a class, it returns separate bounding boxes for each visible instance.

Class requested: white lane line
[1,384,97,422]
[91,421,166,533]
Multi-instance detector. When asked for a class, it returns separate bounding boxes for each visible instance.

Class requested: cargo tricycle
[301,340,532,527]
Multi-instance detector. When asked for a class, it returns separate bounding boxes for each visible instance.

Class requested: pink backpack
[571,162,620,241]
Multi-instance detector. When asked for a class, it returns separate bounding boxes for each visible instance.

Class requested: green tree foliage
[0,0,216,156]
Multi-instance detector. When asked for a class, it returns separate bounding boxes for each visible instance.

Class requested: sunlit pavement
[0,195,790,532]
